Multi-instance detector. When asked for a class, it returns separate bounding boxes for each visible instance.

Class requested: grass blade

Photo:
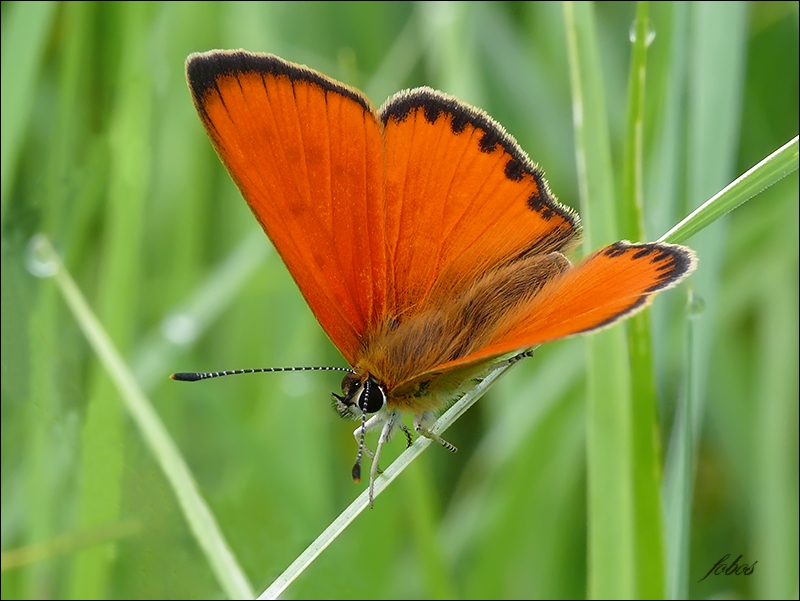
[564,2,636,597]
[258,361,513,599]
[0,0,56,221]
[663,4,748,598]
[663,290,700,600]
[621,3,666,598]
[660,135,799,245]
[29,235,254,600]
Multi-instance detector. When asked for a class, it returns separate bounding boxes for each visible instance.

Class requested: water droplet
[25,234,59,278]
[688,291,705,318]
[161,313,199,345]
[629,22,656,47]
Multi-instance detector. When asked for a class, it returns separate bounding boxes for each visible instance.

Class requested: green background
[1,1,797,599]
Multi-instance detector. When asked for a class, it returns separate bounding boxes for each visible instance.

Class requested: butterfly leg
[505,347,536,366]
[368,411,400,507]
[413,412,458,453]
[400,423,413,448]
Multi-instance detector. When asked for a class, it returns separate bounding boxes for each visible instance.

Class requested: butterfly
[176,49,696,505]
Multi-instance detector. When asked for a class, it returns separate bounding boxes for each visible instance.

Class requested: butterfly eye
[359,375,386,414]
[332,373,386,417]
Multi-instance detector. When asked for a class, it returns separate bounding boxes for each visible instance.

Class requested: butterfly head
[332,372,387,419]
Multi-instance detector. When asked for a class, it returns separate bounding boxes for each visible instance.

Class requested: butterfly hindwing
[504,241,696,343]
[186,51,387,363]
[399,241,697,384]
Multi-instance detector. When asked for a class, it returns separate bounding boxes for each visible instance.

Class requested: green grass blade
[29,235,254,599]
[258,361,514,600]
[621,4,666,597]
[0,0,56,223]
[563,4,619,249]
[663,4,749,599]
[753,202,799,598]
[621,1,651,243]
[663,291,700,600]
[660,135,799,244]
[564,2,635,598]
[66,6,152,595]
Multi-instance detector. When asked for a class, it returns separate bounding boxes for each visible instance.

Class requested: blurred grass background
[1,1,797,599]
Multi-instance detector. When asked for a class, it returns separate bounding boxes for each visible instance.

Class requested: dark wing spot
[450,110,469,133]
[423,103,442,124]
[603,242,629,258]
[479,130,499,153]
[504,158,525,181]
[526,196,556,221]
[632,246,656,259]
[525,170,560,221]
[526,193,541,211]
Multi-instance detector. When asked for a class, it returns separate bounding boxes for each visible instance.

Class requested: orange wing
[186,50,387,364]
[411,241,697,378]
[379,89,580,315]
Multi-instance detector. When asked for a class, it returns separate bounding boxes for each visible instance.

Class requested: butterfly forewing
[379,89,581,316]
[186,51,387,364]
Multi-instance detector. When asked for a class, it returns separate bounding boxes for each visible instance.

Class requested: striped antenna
[350,377,371,484]
[171,365,354,382]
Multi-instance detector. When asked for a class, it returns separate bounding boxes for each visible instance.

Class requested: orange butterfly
[176,50,696,505]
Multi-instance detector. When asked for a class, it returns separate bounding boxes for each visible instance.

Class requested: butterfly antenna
[351,378,370,485]
[171,365,354,381]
